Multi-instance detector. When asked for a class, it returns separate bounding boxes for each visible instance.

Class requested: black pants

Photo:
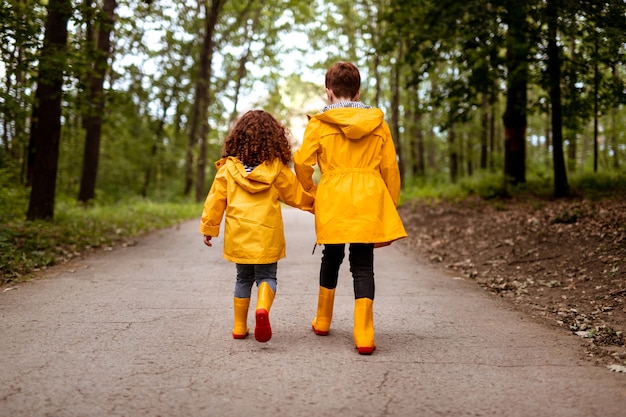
[319,243,375,300]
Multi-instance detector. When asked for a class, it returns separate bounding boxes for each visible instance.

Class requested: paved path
[1,208,626,417]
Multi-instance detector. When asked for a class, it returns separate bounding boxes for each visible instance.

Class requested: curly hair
[222,110,293,167]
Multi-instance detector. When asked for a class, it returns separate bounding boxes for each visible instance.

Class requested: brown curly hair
[222,110,292,167]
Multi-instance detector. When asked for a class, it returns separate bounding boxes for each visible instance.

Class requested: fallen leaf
[607,364,626,373]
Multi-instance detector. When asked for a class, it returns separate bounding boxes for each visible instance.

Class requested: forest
[1,0,626,280]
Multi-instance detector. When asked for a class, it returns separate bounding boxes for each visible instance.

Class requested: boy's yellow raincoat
[294,107,407,246]
[200,157,314,264]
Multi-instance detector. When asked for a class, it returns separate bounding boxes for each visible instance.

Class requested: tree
[0,1,44,176]
[390,47,405,181]
[77,0,118,203]
[226,2,262,125]
[26,0,72,220]
[545,0,569,197]
[4,0,625,217]
[184,0,225,200]
[584,0,626,172]
[502,0,529,185]
[383,0,507,182]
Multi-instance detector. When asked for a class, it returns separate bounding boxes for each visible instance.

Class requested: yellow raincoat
[294,107,407,246]
[199,157,314,264]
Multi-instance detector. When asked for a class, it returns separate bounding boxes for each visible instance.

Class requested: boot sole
[254,309,272,342]
[357,346,376,355]
[312,325,329,336]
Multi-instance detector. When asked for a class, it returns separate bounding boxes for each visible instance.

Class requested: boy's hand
[203,235,213,247]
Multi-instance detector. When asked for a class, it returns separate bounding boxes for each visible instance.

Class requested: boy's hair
[325,62,361,99]
[222,110,293,166]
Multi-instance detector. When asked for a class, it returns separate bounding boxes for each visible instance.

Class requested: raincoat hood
[313,107,385,140]
[217,156,281,194]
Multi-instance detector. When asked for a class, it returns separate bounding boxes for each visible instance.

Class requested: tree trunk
[194,0,225,202]
[26,0,72,221]
[466,132,473,177]
[502,0,528,185]
[228,3,260,126]
[610,105,619,169]
[565,120,576,171]
[566,35,577,173]
[480,92,489,170]
[390,53,404,184]
[78,0,117,203]
[610,64,619,169]
[411,119,425,178]
[6,0,28,161]
[489,91,497,172]
[410,85,425,177]
[4,0,29,181]
[414,117,425,177]
[593,35,599,173]
[370,6,382,108]
[373,54,381,108]
[142,98,169,198]
[449,128,458,183]
[185,0,224,199]
[546,0,569,197]
[195,115,210,202]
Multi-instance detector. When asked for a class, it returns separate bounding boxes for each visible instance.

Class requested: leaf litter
[399,196,626,369]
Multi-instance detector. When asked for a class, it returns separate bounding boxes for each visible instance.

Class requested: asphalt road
[1,208,625,417]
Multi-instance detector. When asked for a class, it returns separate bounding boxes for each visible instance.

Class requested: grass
[400,170,626,204]
[0,198,202,285]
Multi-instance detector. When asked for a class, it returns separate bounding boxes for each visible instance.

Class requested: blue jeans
[319,243,375,299]
[234,263,277,298]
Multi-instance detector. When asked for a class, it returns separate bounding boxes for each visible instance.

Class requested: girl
[200,110,314,343]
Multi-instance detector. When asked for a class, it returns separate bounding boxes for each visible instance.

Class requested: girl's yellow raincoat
[199,157,314,264]
[294,107,407,246]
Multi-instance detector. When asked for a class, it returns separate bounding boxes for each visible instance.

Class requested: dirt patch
[398,196,626,368]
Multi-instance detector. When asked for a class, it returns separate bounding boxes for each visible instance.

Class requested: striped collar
[321,101,371,113]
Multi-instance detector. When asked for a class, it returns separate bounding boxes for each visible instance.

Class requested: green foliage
[0,199,201,284]
[0,0,46,164]
[2,0,625,229]
[569,171,626,199]
[401,171,509,203]
[401,169,626,205]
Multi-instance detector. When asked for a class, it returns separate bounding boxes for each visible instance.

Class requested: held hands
[203,235,212,247]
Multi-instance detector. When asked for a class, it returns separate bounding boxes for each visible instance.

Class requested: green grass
[400,172,510,204]
[0,199,202,284]
[400,170,626,204]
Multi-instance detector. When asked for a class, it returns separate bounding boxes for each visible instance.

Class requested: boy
[294,62,407,354]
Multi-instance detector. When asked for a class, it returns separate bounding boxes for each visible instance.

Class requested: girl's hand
[203,235,213,247]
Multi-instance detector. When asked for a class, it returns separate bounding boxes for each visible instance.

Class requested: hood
[216,157,282,193]
[313,107,385,139]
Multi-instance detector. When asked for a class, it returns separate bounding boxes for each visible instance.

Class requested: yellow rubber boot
[311,286,336,335]
[232,297,250,339]
[254,282,275,343]
[354,297,376,355]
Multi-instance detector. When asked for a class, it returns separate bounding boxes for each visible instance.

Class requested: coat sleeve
[379,122,402,206]
[275,165,315,213]
[293,117,319,195]
[199,170,227,236]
